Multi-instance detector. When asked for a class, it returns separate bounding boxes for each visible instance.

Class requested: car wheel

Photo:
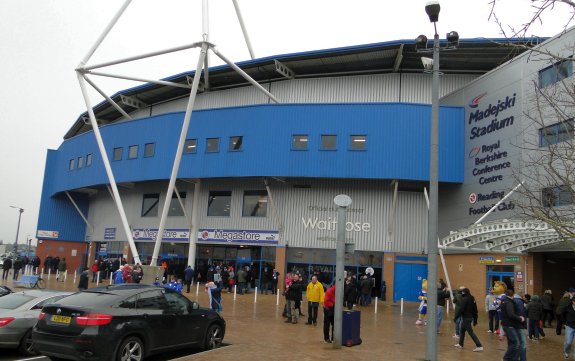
[18,329,37,356]
[116,336,144,361]
[203,324,223,350]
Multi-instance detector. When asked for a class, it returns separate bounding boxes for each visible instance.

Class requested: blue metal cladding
[37,150,90,241]
[46,103,463,195]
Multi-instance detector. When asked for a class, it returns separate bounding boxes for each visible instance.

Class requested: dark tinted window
[164,292,190,315]
[55,292,120,307]
[208,191,231,216]
[242,190,268,217]
[321,135,337,150]
[118,296,137,309]
[144,143,155,157]
[32,295,69,310]
[137,290,168,310]
[142,194,160,217]
[0,294,35,309]
[229,136,243,151]
[184,139,197,153]
[113,147,123,161]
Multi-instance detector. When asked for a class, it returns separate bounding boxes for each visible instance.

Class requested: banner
[198,229,279,245]
[132,228,190,242]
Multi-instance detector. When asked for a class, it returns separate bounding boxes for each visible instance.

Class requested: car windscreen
[55,292,120,307]
[0,294,35,309]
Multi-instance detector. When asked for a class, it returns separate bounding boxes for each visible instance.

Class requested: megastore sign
[132,228,190,242]
[197,229,279,245]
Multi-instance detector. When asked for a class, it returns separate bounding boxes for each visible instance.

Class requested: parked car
[0,290,72,355]
[33,284,226,361]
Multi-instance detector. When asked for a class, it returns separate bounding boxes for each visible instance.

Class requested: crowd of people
[1,255,42,281]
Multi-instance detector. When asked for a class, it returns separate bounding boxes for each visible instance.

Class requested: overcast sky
[0,0,570,249]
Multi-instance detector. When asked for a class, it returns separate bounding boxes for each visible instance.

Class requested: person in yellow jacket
[306,275,325,326]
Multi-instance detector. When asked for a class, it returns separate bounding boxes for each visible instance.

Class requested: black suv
[33,284,225,360]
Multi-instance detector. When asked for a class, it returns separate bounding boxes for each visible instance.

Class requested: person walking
[323,284,336,343]
[184,265,195,293]
[236,267,247,295]
[454,288,483,352]
[513,293,528,361]
[557,291,572,335]
[56,257,67,282]
[486,288,499,333]
[541,289,555,328]
[272,269,280,295]
[562,296,575,359]
[344,276,358,310]
[527,294,544,340]
[452,286,465,339]
[437,282,450,332]
[2,257,12,281]
[78,267,89,291]
[305,275,325,326]
[501,289,526,361]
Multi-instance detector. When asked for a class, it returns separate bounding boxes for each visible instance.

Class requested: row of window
[542,185,573,208]
[114,143,156,161]
[538,58,572,88]
[69,154,93,171]
[140,190,268,218]
[539,119,574,146]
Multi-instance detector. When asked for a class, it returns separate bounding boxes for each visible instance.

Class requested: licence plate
[51,315,71,324]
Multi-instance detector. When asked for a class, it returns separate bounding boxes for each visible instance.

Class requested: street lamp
[415,2,458,361]
[9,206,24,255]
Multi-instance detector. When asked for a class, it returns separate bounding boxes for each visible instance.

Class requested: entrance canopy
[439,219,568,254]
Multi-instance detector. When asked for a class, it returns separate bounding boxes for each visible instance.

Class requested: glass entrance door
[486,265,515,295]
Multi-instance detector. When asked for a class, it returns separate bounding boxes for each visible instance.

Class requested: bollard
[96,271,100,285]
[276,290,280,305]
[234,285,237,301]
[73,271,77,285]
[64,271,68,282]
[254,287,258,303]
[446,300,450,315]
[375,297,378,314]
[41,267,44,276]
[400,298,404,315]
[56,270,60,281]
[196,281,200,297]
[109,275,113,285]
[48,268,51,280]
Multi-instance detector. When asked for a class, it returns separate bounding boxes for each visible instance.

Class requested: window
[350,135,367,150]
[542,185,574,207]
[242,190,268,217]
[539,119,574,146]
[207,191,231,216]
[184,139,197,154]
[113,147,123,161]
[168,192,186,217]
[229,136,243,151]
[292,135,308,150]
[128,145,138,159]
[141,193,160,217]
[164,292,190,315]
[539,59,573,88]
[86,153,92,167]
[206,138,220,153]
[321,135,337,150]
[136,290,168,310]
[77,157,83,169]
[144,143,155,157]
[69,159,75,170]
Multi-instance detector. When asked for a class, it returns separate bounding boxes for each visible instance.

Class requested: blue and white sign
[104,228,116,240]
[132,228,190,242]
[198,229,279,245]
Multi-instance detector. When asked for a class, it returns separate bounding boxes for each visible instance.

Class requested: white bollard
[109,275,113,285]
[400,298,404,315]
[41,267,44,277]
[96,271,100,285]
[276,290,280,305]
[48,268,51,280]
[254,287,258,303]
[196,281,200,297]
[375,297,378,314]
[446,300,450,315]
[234,285,237,301]
[64,271,68,282]
[56,270,60,281]
[73,271,77,285]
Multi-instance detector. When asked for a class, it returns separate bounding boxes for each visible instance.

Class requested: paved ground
[2,274,569,361]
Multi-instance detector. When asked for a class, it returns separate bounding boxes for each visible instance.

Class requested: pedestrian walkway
[2,275,565,361]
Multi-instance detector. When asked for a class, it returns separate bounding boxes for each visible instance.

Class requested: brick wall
[36,240,89,276]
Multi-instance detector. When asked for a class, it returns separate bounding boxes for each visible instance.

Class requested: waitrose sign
[301,217,371,232]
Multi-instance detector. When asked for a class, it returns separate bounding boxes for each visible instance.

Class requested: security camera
[421,57,433,71]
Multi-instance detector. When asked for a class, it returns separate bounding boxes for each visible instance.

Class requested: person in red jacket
[323,284,336,343]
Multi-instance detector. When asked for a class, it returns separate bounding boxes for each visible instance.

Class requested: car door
[135,290,171,350]
[163,291,200,346]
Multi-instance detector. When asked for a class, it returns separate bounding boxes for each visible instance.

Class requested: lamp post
[333,194,352,349]
[415,2,458,360]
[9,206,24,254]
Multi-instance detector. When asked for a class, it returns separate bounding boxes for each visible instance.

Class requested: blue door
[394,263,428,302]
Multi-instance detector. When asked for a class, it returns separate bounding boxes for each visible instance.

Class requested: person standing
[184,265,195,293]
[323,284,336,343]
[541,289,555,328]
[527,294,544,340]
[513,293,528,361]
[454,288,483,352]
[452,286,464,339]
[436,282,451,332]
[272,269,280,295]
[91,261,99,282]
[562,296,575,359]
[12,257,22,281]
[360,276,372,306]
[501,289,526,361]
[344,276,358,310]
[78,267,89,291]
[306,275,325,326]
[236,267,247,295]
[486,288,499,333]
[286,273,304,324]
[2,257,12,281]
